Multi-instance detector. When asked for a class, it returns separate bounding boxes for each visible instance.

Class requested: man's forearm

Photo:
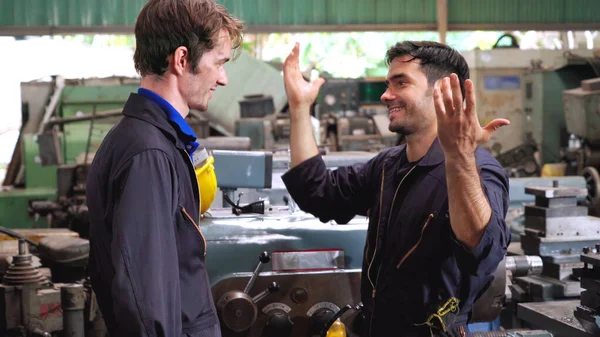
[289,105,319,168]
[445,153,492,251]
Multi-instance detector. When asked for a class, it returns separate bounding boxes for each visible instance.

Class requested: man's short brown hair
[134,0,244,77]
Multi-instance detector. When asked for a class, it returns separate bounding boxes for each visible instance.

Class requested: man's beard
[387,92,433,136]
[389,124,413,135]
[388,105,414,135]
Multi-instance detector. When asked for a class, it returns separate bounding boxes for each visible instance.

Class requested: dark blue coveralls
[86,89,220,337]
[282,139,510,337]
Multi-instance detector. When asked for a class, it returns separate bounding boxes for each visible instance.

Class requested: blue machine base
[468,317,501,332]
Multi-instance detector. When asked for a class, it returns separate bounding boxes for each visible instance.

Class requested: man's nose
[380,87,396,103]
[217,68,228,86]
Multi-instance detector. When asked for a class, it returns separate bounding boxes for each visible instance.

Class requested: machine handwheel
[217,292,258,332]
[216,252,279,333]
[582,166,600,216]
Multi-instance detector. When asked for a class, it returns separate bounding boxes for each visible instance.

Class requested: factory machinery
[1,133,596,336]
[501,182,600,337]
[0,61,395,230]
[496,56,600,336]
[233,77,397,154]
[3,48,600,225]
[0,147,567,337]
[3,47,600,336]
[561,76,600,217]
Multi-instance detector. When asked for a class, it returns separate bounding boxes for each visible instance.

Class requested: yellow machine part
[541,163,566,177]
[326,319,347,337]
[195,155,217,214]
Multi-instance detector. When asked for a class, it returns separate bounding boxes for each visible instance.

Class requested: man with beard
[280,41,511,337]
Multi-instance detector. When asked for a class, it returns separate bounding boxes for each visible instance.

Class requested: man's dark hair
[134,0,244,77]
[385,41,470,98]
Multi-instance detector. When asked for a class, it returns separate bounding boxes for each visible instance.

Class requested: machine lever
[223,193,269,216]
[320,302,363,337]
[252,282,280,304]
[243,251,271,294]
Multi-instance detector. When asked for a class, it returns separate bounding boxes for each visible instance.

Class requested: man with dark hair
[86,1,243,336]
[281,40,511,336]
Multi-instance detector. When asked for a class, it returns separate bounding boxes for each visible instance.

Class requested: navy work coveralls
[282,139,510,337]
[86,92,219,337]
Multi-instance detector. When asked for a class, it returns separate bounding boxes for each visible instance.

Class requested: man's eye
[386,81,406,89]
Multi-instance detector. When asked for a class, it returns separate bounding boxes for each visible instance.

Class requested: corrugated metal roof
[449,0,600,26]
[0,0,147,26]
[0,0,435,29]
[0,0,598,35]
[217,0,436,25]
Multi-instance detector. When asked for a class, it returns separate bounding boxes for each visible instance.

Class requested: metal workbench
[517,300,593,337]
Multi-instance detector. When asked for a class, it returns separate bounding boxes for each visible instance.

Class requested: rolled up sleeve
[451,163,511,276]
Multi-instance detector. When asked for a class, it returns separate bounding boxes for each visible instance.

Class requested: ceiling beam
[1,23,600,36]
[437,0,448,44]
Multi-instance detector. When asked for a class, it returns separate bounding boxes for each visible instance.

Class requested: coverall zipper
[369,164,417,337]
[366,167,386,295]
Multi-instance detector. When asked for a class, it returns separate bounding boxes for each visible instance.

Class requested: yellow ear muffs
[193,148,217,214]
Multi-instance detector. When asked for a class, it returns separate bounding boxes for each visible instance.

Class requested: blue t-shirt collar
[137,88,199,156]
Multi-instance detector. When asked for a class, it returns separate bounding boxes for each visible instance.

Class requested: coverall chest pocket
[396,213,449,270]
[413,215,452,265]
[176,205,207,259]
[175,205,216,330]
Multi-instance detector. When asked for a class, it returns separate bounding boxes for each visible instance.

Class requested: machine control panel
[212,251,362,337]
[317,79,360,118]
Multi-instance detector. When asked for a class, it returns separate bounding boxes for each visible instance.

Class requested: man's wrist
[289,104,312,122]
[445,152,477,171]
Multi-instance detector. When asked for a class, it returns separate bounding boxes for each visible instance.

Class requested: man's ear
[171,46,189,76]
